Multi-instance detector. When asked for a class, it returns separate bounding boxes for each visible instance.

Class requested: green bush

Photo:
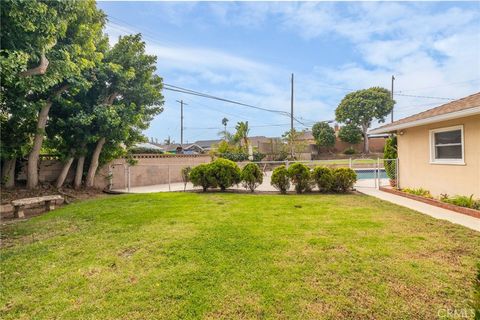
[218,151,265,162]
[270,165,290,194]
[219,151,248,162]
[332,168,357,192]
[383,136,397,180]
[441,194,480,210]
[241,163,263,192]
[189,164,213,192]
[287,163,312,194]
[207,158,241,191]
[343,147,356,155]
[252,152,265,162]
[402,188,432,198]
[312,166,334,192]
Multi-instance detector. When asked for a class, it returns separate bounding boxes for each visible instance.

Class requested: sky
[98,1,480,144]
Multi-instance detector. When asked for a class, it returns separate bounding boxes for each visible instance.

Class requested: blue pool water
[355,169,387,180]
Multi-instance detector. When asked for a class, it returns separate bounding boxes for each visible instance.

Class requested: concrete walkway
[356,187,480,232]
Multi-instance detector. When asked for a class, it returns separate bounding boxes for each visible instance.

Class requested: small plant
[241,163,263,192]
[189,164,213,192]
[207,158,241,191]
[343,147,356,155]
[287,163,312,194]
[312,166,334,192]
[270,165,290,194]
[332,168,357,192]
[181,166,191,191]
[402,188,432,198]
[441,194,480,210]
[383,136,397,186]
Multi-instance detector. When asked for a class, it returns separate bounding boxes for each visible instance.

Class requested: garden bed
[379,186,480,219]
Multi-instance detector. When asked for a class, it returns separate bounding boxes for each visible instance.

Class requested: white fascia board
[368,106,480,134]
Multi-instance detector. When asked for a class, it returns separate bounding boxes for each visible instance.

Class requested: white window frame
[429,125,465,165]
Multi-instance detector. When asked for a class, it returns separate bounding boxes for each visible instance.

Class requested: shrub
[207,158,241,191]
[441,194,480,210]
[338,123,362,145]
[287,163,312,194]
[383,136,397,181]
[189,164,213,192]
[181,166,191,191]
[253,151,265,162]
[332,168,357,192]
[312,166,334,192]
[343,147,356,155]
[241,163,263,192]
[402,188,432,198]
[219,151,248,162]
[271,165,290,194]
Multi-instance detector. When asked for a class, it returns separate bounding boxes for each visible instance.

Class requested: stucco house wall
[397,114,480,197]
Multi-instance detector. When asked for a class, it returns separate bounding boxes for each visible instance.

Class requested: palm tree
[234,121,250,150]
[221,117,229,140]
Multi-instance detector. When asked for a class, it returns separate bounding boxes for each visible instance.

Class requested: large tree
[1,0,106,188]
[312,122,335,150]
[84,34,164,187]
[335,87,394,153]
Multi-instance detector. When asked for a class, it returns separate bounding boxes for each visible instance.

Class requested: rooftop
[370,92,480,134]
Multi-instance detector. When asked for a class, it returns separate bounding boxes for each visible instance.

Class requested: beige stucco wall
[94,154,212,189]
[397,114,480,197]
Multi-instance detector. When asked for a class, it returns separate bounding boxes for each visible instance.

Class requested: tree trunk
[74,155,85,189]
[85,137,106,188]
[55,156,74,189]
[2,158,16,188]
[27,100,53,189]
[362,127,370,154]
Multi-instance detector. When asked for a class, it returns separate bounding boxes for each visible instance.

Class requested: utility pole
[290,73,294,133]
[176,100,187,148]
[391,75,395,123]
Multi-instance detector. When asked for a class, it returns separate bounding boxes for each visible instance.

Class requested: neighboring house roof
[370,92,480,134]
[194,139,222,148]
[159,143,204,153]
[133,142,164,151]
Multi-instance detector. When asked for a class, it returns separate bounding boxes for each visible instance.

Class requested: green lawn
[1,193,479,319]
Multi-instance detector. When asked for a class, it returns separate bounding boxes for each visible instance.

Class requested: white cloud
[104,2,480,140]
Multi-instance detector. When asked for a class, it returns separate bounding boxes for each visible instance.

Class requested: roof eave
[369,106,480,134]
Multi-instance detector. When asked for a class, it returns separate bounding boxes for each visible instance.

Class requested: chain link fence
[109,158,398,192]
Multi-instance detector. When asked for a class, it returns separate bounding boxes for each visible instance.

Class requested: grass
[1,193,479,319]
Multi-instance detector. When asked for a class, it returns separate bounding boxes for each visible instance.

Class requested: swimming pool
[355,169,387,180]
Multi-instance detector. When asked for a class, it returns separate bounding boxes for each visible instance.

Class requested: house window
[429,125,464,164]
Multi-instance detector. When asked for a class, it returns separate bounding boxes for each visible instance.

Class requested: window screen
[433,129,462,160]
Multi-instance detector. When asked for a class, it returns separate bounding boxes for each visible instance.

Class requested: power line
[163,83,314,125]
[397,78,480,93]
[186,123,294,130]
[394,93,456,101]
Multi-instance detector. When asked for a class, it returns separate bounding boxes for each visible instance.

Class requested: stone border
[379,186,480,219]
